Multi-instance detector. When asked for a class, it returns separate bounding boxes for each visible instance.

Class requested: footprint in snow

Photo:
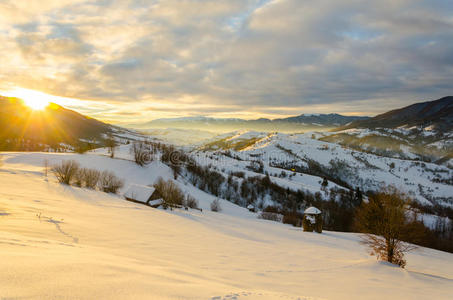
[211,292,316,300]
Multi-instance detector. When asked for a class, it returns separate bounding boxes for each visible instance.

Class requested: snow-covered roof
[247,204,255,209]
[304,206,321,215]
[124,184,156,203]
[148,199,163,207]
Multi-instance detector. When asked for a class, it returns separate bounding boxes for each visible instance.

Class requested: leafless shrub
[185,194,199,209]
[73,168,85,187]
[153,177,184,208]
[72,168,101,189]
[210,198,222,212]
[83,168,101,189]
[282,212,303,227]
[259,212,283,222]
[51,160,80,185]
[99,170,124,194]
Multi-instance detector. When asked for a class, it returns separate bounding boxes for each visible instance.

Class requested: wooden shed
[303,206,322,233]
[124,184,162,207]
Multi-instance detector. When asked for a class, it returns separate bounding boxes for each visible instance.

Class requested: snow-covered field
[1,151,453,299]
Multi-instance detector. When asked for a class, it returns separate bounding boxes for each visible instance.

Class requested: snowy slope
[322,126,453,163]
[195,131,453,207]
[1,152,453,299]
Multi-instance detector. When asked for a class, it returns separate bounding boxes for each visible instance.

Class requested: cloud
[0,0,452,122]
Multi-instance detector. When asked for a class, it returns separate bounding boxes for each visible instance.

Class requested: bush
[99,171,124,194]
[51,160,80,184]
[282,212,303,227]
[259,212,283,222]
[185,194,199,209]
[61,167,100,189]
[153,177,184,208]
[210,198,222,212]
[83,168,101,189]
[73,169,85,187]
[263,205,280,214]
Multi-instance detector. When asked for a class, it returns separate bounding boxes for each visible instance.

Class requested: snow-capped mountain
[274,113,369,126]
[131,113,370,132]
[151,116,245,123]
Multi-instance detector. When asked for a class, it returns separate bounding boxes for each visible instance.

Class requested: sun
[24,97,50,110]
[4,88,51,110]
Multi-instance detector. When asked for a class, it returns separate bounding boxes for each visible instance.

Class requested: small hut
[303,206,322,233]
[124,184,162,207]
[247,204,255,212]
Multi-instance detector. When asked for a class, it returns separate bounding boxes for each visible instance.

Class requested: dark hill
[342,96,453,131]
[0,96,111,151]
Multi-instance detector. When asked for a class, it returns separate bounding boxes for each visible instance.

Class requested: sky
[0,0,452,125]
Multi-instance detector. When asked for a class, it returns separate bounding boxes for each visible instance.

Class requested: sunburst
[9,88,51,110]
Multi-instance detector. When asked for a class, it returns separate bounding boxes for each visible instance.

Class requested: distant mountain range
[134,113,370,132]
[2,93,451,153]
[143,96,453,133]
[342,96,453,131]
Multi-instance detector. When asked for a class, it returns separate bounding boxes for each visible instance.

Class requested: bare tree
[354,186,422,267]
[131,141,151,166]
[43,159,49,177]
[105,132,116,158]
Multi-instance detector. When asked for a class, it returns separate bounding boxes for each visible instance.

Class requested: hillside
[343,96,453,131]
[0,96,112,151]
[0,96,146,152]
[326,97,453,163]
[194,131,453,208]
[1,151,453,299]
